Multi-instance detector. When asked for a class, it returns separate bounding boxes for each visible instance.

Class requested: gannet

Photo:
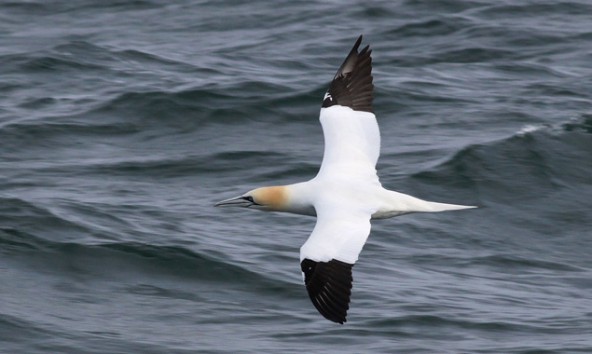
[215,35,476,324]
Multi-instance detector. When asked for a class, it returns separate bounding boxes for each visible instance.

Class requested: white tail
[373,189,477,219]
[420,200,477,212]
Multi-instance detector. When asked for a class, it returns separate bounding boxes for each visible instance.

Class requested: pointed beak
[214,196,252,208]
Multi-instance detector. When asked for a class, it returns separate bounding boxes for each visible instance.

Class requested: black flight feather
[301,258,354,324]
[322,35,374,113]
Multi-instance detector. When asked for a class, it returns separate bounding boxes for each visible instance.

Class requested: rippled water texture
[1,1,592,353]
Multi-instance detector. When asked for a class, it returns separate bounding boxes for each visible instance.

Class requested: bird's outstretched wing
[299,204,372,324]
[317,35,380,177]
[300,35,379,323]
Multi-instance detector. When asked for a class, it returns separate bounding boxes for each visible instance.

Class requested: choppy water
[1,1,592,353]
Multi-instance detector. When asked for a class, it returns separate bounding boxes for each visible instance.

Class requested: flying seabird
[215,35,476,324]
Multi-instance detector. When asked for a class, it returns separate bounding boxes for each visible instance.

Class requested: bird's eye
[243,196,255,203]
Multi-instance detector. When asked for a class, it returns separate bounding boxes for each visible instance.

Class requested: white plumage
[318,106,380,174]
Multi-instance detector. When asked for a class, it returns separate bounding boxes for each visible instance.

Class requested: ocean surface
[1,1,592,353]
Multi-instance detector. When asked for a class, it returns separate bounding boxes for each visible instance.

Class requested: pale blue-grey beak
[214,195,253,207]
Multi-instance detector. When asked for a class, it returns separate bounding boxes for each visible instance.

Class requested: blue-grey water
[1,1,592,353]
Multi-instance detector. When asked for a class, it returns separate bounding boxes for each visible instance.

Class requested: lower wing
[299,205,372,324]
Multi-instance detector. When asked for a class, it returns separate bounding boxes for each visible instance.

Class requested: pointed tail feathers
[373,190,477,218]
[422,201,477,212]
[393,191,478,213]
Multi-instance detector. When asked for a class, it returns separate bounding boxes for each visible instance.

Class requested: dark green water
[1,1,592,353]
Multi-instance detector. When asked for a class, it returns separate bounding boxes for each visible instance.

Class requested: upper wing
[317,35,380,177]
[299,204,372,324]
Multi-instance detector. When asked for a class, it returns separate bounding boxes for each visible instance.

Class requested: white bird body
[216,36,476,324]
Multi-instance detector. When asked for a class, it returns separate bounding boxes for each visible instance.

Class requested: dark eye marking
[242,195,261,206]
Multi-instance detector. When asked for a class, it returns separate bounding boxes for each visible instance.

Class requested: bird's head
[214,186,288,212]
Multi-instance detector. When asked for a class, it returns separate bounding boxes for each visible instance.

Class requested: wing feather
[317,35,380,177]
[322,35,374,113]
[317,106,380,176]
[301,35,379,324]
[299,205,372,323]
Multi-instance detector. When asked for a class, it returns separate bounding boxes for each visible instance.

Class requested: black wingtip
[352,34,363,54]
[301,259,354,324]
[322,35,374,113]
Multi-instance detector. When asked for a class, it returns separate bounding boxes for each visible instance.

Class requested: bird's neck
[276,182,317,217]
